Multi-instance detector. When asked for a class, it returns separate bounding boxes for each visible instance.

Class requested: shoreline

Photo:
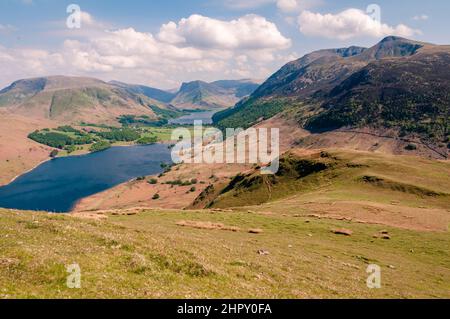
[5,140,177,186]
[4,158,53,187]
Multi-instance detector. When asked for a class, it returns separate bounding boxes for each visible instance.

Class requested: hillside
[0,76,177,124]
[109,81,176,103]
[213,37,450,150]
[191,149,450,232]
[171,79,259,110]
[1,204,449,298]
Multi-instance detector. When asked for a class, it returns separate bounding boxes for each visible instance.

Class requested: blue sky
[0,0,448,89]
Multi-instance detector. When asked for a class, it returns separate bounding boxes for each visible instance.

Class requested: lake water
[168,111,216,125]
[0,144,173,213]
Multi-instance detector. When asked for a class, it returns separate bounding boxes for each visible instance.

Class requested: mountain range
[168,79,260,110]
[0,76,260,124]
[0,76,180,124]
[213,37,450,148]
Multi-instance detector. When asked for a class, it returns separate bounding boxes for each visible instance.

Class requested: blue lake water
[168,111,216,125]
[0,144,173,213]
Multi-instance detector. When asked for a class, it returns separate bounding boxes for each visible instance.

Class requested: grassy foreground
[0,208,449,299]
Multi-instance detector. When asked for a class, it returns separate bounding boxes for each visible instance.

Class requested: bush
[152,194,160,200]
[189,187,196,192]
[64,145,76,154]
[50,149,59,158]
[148,178,158,185]
[89,141,111,153]
[405,143,417,151]
[136,136,158,145]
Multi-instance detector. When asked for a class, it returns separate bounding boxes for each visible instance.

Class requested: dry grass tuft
[176,220,240,232]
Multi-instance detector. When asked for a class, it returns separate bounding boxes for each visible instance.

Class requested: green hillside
[213,37,450,146]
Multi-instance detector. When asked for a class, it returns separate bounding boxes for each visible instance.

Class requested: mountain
[0,76,178,124]
[109,81,176,103]
[213,37,450,146]
[171,79,260,110]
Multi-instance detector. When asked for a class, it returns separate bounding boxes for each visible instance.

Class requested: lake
[0,144,173,213]
[168,111,217,125]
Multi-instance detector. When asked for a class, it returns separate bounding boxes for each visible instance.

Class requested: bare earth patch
[0,112,55,186]
[73,162,249,212]
[176,220,240,232]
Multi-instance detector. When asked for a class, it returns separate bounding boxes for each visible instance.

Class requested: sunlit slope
[195,150,450,231]
[0,208,449,298]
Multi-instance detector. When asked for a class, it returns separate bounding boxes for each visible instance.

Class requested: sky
[0,0,449,89]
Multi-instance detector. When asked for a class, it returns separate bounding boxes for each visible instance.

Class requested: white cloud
[413,14,429,21]
[298,9,421,40]
[0,12,293,89]
[158,14,291,51]
[276,0,322,13]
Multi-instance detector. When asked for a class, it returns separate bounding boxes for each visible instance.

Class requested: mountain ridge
[213,36,450,150]
[171,79,260,110]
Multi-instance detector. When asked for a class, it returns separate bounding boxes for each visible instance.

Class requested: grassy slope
[208,150,450,213]
[0,208,449,299]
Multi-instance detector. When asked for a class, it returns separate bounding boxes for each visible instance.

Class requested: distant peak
[380,36,408,43]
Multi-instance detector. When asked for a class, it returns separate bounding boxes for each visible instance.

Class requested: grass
[0,208,449,299]
[208,150,450,212]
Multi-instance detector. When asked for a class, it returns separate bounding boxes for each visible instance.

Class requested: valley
[0,36,449,299]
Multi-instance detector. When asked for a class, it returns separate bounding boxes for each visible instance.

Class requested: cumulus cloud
[0,12,293,89]
[298,9,420,40]
[158,14,291,50]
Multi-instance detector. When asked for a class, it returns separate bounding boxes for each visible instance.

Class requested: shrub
[89,141,111,153]
[148,179,158,185]
[64,145,76,154]
[189,187,196,193]
[152,194,160,200]
[405,143,417,151]
[137,136,158,145]
[50,150,59,158]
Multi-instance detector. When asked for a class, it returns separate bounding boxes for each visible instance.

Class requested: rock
[248,229,263,234]
[373,230,391,239]
[257,250,270,256]
[331,228,353,236]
